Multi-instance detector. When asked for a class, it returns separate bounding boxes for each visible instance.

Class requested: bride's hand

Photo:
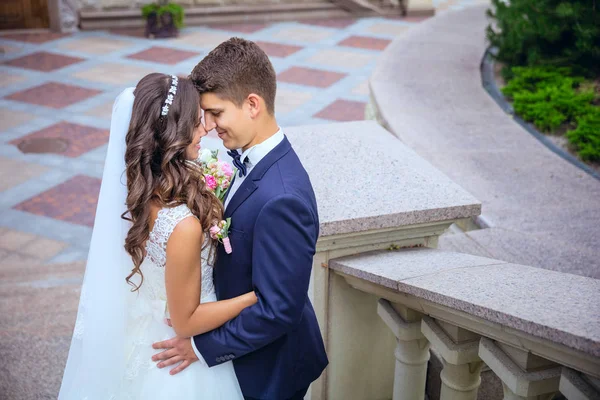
[244,291,258,306]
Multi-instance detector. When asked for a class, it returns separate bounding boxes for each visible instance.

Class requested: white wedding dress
[69,204,243,399]
[107,203,243,399]
[59,88,243,400]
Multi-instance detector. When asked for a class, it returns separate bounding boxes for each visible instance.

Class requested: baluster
[378,299,430,400]
[421,317,483,400]
[559,367,600,400]
[479,338,561,400]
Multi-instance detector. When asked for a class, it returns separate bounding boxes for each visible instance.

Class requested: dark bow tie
[227,149,248,177]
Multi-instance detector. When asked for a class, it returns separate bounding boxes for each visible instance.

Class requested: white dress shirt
[224,128,284,209]
[190,128,284,364]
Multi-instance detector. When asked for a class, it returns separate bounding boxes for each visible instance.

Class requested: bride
[59,73,254,399]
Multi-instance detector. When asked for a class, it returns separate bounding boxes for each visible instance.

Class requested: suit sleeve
[193,194,317,366]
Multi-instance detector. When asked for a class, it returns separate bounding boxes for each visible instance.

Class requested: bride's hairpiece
[161,75,179,117]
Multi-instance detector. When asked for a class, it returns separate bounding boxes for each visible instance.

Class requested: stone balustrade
[330,249,600,400]
[284,121,600,400]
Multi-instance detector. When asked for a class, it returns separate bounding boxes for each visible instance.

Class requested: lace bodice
[142,204,215,303]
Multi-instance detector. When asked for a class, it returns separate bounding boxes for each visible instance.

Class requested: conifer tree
[487,0,600,76]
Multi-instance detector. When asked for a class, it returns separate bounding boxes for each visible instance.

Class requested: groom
[152,37,328,400]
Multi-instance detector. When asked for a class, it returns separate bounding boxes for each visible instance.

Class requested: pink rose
[209,225,221,239]
[204,174,218,191]
[221,162,233,178]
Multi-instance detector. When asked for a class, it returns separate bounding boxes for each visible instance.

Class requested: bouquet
[197,148,234,202]
[197,148,234,253]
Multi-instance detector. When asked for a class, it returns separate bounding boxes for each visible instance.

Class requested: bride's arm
[164,217,257,338]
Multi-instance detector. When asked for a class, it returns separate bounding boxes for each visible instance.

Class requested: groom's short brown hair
[190,37,277,115]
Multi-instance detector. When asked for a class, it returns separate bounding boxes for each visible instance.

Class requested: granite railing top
[368,5,600,279]
[286,121,481,237]
[330,248,600,358]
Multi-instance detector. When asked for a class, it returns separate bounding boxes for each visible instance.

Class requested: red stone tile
[301,18,357,29]
[338,35,391,51]
[256,41,303,58]
[14,175,102,227]
[4,82,102,109]
[127,46,200,65]
[314,99,367,122]
[10,122,109,158]
[2,51,85,72]
[209,23,270,33]
[0,32,70,44]
[277,67,346,88]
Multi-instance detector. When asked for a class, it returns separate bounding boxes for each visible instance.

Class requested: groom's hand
[152,335,199,375]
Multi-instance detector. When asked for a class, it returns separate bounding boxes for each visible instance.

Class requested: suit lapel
[224,137,292,218]
[224,178,257,218]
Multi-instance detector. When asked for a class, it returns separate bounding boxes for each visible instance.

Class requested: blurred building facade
[1,0,433,32]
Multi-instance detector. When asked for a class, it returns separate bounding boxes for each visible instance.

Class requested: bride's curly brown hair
[123,73,223,291]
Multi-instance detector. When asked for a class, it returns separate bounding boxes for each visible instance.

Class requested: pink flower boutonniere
[210,218,232,254]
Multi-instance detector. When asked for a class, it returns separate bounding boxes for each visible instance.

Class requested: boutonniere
[210,218,232,254]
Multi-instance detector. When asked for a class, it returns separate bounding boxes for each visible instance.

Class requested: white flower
[199,148,214,164]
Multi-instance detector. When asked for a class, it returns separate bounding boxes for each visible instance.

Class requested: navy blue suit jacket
[193,136,328,399]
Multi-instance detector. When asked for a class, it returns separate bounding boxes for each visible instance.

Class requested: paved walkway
[370,5,600,279]
[0,1,483,267]
[0,2,493,399]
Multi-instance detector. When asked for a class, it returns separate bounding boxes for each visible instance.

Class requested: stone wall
[76,0,333,10]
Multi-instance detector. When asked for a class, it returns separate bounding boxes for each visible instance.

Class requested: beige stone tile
[0,230,37,251]
[58,36,133,55]
[0,249,16,268]
[19,237,68,260]
[0,71,27,88]
[0,44,24,54]
[73,62,154,85]
[0,108,34,131]
[273,27,333,43]
[275,89,313,114]
[170,31,231,50]
[0,157,48,191]
[306,49,372,69]
[85,99,115,119]
[437,0,459,11]
[367,23,410,36]
[352,80,370,96]
[0,174,33,192]
[0,252,40,269]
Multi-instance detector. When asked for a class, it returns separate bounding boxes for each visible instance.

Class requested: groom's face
[201,92,253,151]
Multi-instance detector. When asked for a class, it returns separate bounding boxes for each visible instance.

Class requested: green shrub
[502,66,600,161]
[141,2,185,29]
[487,0,600,76]
[567,110,600,162]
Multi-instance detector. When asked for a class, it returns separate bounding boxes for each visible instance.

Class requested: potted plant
[141,1,184,39]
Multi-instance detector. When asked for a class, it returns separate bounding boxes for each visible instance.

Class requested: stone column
[377,299,430,400]
[559,367,600,400]
[405,0,435,16]
[48,0,79,32]
[421,317,483,400]
[479,338,561,400]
